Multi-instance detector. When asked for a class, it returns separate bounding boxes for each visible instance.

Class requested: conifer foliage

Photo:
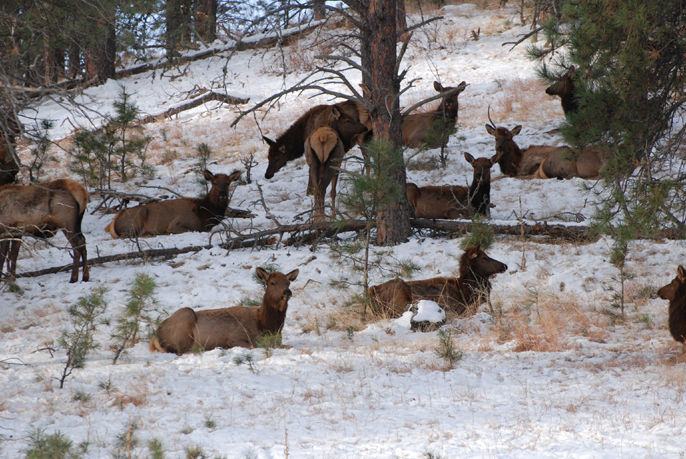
[533,0,686,235]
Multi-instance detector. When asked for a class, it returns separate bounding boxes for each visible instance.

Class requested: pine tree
[532,0,686,236]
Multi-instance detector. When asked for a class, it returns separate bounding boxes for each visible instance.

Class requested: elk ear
[255,267,269,284]
[228,170,242,181]
[469,246,480,259]
[433,81,444,92]
[263,136,276,146]
[331,106,341,119]
[678,265,686,282]
[203,170,214,181]
[456,81,467,93]
[464,152,475,165]
[485,124,496,136]
[285,269,299,282]
[511,125,522,136]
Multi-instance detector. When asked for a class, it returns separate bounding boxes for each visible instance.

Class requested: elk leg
[0,239,8,276]
[7,239,21,279]
[330,169,338,219]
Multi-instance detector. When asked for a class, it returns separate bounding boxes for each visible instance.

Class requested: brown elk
[406,151,499,219]
[402,81,467,149]
[485,109,567,177]
[0,180,89,283]
[368,245,507,317]
[150,268,299,354]
[304,126,346,222]
[263,101,369,180]
[658,265,686,363]
[545,67,579,116]
[1,179,89,280]
[534,146,615,180]
[105,170,242,238]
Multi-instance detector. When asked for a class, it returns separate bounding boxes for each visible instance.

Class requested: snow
[2,3,686,459]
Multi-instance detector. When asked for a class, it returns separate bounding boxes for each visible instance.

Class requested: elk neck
[255,299,289,335]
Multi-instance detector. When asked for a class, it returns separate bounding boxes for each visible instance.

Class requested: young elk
[150,268,299,354]
[368,245,507,317]
[534,146,615,180]
[0,180,89,283]
[657,265,686,363]
[485,109,564,177]
[105,170,243,238]
[304,126,348,222]
[406,151,499,219]
[402,81,467,149]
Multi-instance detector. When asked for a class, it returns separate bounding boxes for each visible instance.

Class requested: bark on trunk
[196,0,217,42]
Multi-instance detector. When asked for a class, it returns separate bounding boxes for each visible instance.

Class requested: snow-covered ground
[2,3,686,458]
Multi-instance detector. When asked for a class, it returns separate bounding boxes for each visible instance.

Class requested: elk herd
[1,74,683,362]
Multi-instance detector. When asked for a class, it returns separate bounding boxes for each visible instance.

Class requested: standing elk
[657,265,686,363]
[402,81,467,149]
[105,170,242,238]
[406,151,499,219]
[150,268,299,354]
[304,126,349,222]
[263,101,370,180]
[368,245,507,317]
[485,108,570,177]
[0,179,89,283]
[545,66,579,116]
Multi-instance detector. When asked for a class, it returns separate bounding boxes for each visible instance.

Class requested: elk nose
[283,289,292,299]
[501,263,508,272]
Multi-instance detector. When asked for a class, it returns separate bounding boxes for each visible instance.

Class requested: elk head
[204,169,241,205]
[434,81,467,119]
[658,265,686,302]
[462,244,508,279]
[256,267,300,312]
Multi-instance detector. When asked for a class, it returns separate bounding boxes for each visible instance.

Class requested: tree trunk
[313,0,326,20]
[166,0,193,59]
[195,0,217,42]
[353,0,411,245]
[84,18,116,85]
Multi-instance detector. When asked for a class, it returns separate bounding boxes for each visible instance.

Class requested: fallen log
[410,219,591,241]
[138,91,249,125]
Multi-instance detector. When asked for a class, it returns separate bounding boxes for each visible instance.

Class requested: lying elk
[402,81,467,149]
[105,170,243,238]
[263,101,369,180]
[304,126,347,222]
[0,179,89,283]
[485,108,568,177]
[658,265,686,363]
[150,268,299,354]
[545,66,579,116]
[368,245,507,317]
[534,146,616,180]
[406,151,499,219]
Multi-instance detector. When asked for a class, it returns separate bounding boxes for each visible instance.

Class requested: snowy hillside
[1,3,685,459]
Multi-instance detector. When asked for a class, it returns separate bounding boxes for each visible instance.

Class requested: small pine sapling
[111,273,161,364]
[57,287,108,389]
[434,328,463,370]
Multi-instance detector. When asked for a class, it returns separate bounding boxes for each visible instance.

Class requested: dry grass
[491,289,606,352]
[460,79,560,128]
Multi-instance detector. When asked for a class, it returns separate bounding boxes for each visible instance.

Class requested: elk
[105,170,242,238]
[406,151,499,219]
[304,126,346,222]
[485,108,567,177]
[368,245,507,317]
[545,66,579,116]
[534,146,616,180]
[402,81,467,149]
[150,268,299,354]
[0,180,89,283]
[657,265,686,363]
[263,101,369,180]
